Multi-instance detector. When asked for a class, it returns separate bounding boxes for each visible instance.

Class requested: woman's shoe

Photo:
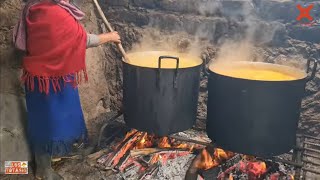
[35,152,64,180]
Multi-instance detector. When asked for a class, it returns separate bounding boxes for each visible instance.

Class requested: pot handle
[158,56,180,89]
[306,58,318,82]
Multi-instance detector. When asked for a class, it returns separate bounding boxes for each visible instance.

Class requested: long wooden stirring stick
[92,0,130,62]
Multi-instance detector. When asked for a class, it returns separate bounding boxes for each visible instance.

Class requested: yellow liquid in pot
[211,63,305,81]
[216,68,296,81]
[126,51,202,68]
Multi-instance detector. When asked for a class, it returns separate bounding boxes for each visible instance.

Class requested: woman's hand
[98,32,121,45]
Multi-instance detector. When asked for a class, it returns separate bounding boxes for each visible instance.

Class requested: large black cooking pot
[122,51,203,136]
[207,59,318,157]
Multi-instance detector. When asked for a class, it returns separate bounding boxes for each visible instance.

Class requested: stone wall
[0,0,30,173]
[104,0,320,44]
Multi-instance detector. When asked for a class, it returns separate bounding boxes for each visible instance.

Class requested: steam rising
[129,0,305,70]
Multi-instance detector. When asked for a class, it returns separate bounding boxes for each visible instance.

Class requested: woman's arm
[86,31,121,49]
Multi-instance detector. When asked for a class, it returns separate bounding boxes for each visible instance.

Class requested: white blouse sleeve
[86,34,100,48]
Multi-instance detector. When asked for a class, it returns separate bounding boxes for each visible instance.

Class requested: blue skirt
[25,78,87,157]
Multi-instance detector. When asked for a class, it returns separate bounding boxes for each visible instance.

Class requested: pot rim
[122,50,203,70]
[208,61,307,82]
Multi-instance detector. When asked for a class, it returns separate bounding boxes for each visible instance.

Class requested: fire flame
[118,130,197,152]
[114,129,138,150]
[108,129,287,180]
[289,174,295,180]
[111,129,204,170]
[198,148,215,170]
[229,173,233,180]
[158,137,171,148]
[135,132,153,149]
[196,148,234,170]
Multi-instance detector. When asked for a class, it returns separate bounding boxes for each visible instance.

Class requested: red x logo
[296,4,314,21]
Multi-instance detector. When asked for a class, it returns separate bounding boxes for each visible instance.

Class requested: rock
[131,0,255,18]
[107,7,230,43]
[254,0,297,23]
[287,25,320,43]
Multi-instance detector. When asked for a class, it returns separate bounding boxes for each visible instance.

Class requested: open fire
[94,129,297,179]
[190,149,295,180]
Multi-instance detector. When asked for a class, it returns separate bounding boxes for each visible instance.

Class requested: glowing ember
[150,154,161,164]
[239,161,267,177]
[270,173,280,180]
[159,151,190,165]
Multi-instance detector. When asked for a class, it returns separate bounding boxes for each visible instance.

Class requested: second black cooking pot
[206,59,318,157]
[122,51,203,136]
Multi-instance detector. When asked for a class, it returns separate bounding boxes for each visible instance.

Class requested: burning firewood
[185,151,202,180]
[169,135,211,147]
[130,148,190,157]
[239,161,267,179]
[104,130,141,168]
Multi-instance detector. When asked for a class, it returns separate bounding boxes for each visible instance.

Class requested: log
[87,149,109,166]
[107,132,141,167]
[169,135,212,147]
[130,148,190,157]
[87,149,109,160]
[52,155,82,162]
[185,152,202,180]
[130,148,163,157]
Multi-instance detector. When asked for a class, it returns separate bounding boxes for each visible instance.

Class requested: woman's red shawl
[22,1,87,94]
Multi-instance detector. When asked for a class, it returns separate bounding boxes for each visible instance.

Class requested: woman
[13,0,120,179]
